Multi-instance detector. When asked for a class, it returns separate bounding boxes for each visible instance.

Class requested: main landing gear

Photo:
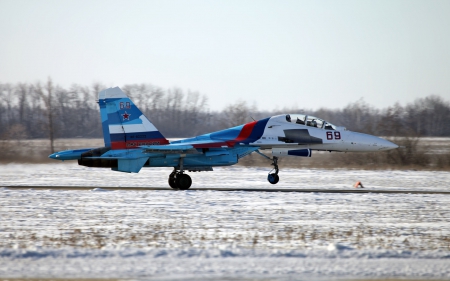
[168,169,192,190]
[255,150,280,184]
[168,157,192,190]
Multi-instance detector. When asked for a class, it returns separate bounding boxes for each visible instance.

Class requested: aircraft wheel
[168,176,177,189]
[176,174,192,190]
[268,173,279,184]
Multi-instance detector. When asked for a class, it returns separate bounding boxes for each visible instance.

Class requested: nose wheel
[268,173,279,184]
[255,150,281,184]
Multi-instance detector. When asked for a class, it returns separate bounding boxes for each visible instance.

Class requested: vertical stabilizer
[98,87,169,150]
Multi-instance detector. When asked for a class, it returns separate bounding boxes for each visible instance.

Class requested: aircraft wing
[140,139,231,153]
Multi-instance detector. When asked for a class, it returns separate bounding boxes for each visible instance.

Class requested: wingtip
[98,87,127,100]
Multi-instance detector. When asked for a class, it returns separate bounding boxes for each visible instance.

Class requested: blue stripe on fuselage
[210,125,243,140]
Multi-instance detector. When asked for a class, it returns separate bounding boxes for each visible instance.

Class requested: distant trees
[0,80,449,148]
[404,95,450,136]
[0,80,103,156]
[220,100,258,128]
[308,97,450,137]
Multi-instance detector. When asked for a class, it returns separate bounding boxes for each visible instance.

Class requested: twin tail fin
[98,87,169,150]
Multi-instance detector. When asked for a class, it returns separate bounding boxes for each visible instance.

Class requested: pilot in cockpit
[286,114,291,122]
[324,123,334,130]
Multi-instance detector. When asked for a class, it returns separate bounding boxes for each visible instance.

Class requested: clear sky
[1,0,449,111]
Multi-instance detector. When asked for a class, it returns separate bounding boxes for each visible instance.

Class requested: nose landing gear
[255,150,280,184]
[267,156,279,184]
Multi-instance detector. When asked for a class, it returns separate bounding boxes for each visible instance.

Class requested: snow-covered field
[1,163,450,280]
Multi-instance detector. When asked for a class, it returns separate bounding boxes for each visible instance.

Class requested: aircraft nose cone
[380,139,398,150]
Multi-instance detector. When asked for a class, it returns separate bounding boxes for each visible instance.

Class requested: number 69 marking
[326,132,341,140]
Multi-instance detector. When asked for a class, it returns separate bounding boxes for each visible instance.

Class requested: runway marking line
[3,186,450,194]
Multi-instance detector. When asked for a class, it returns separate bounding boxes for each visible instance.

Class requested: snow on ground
[1,162,450,190]
[0,163,450,280]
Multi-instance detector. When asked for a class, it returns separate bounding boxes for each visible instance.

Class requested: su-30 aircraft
[49,87,398,189]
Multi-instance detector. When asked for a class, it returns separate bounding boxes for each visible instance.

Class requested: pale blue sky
[1,0,449,110]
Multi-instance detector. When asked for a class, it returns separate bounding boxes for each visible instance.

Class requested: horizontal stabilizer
[113,157,149,173]
[49,148,94,160]
[83,156,141,160]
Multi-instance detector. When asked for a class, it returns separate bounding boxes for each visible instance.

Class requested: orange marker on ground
[354,181,364,188]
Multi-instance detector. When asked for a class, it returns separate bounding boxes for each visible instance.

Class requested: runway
[2,182,450,280]
[3,185,450,194]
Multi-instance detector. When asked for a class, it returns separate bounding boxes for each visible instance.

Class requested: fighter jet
[49,87,398,189]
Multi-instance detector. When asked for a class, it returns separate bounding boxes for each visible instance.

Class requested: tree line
[1,79,449,146]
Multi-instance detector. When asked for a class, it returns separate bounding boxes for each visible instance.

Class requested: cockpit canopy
[285,114,337,130]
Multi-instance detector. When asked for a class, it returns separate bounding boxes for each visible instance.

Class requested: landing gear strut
[168,158,192,190]
[267,156,279,184]
[255,150,280,184]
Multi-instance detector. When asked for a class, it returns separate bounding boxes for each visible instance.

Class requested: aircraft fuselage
[48,87,398,189]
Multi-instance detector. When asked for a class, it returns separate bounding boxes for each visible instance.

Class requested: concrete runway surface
[4,185,450,194]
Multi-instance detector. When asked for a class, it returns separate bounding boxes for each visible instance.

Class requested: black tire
[268,173,279,184]
[176,174,192,190]
[168,173,178,189]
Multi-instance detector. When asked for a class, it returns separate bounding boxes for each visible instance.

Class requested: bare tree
[221,100,257,128]
[16,83,30,124]
[163,88,184,134]
[376,103,410,136]
[338,98,380,134]
[403,95,450,136]
[91,82,106,100]
[0,84,5,137]
[36,78,56,154]
[1,83,15,130]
